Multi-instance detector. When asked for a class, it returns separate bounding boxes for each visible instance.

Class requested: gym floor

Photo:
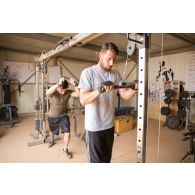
[0,111,191,163]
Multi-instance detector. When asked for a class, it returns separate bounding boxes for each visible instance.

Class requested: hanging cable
[157,33,164,162]
[147,34,152,162]
[121,53,129,82]
[121,33,130,83]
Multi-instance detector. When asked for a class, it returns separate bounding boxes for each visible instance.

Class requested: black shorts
[86,127,114,163]
[48,115,70,135]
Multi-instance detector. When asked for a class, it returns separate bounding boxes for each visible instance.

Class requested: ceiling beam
[178,33,195,44]
[0,47,39,55]
[36,33,99,62]
[55,56,96,64]
[80,33,104,45]
[167,33,195,45]
[9,33,61,43]
[150,45,195,57]
[0,47,96,64]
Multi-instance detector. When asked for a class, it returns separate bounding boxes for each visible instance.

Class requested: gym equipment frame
[127,34,150,163]
[28,33,102,146]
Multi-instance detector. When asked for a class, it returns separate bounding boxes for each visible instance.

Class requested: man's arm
[46,84,58,97]
[79,81,115,105]
[80,88,100,105]
[46,77,65,97]
[71,86,80,97]
[118,88,137,101]
[68,78,80,98]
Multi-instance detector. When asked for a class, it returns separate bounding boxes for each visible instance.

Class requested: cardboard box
[115,116,133,134]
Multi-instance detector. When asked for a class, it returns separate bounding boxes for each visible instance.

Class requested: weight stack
[0,106,18,121]
[2,84,11,104]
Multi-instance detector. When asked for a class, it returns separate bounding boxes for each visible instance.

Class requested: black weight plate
[164,97,172,105]
[178,99,187,108]
[166,115,181,129]
[165,89,175,98]
[161,107,171,116]
[177,109,186,119]
[180,91,189,98]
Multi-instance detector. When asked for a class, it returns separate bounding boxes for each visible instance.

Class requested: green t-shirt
[48,90,72,117]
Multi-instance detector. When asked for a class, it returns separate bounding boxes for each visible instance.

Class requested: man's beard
[101,66,111,71]
[100,61,111,71]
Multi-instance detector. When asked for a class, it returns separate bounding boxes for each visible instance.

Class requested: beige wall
[0,49,138,114]
[0,50,38,113]
[148,51,191,120]
[0,50,91,114]
[116,51,193,121]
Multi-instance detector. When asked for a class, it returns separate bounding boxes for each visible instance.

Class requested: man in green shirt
[46,77,79,159]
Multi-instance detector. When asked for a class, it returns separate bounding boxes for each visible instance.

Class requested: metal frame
[36,33,96,62]
[29,33,102,146]
[127,33,150,163]
[57,58,79,82]
[137,45,149,162]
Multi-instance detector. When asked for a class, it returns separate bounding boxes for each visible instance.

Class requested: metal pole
[35,64,40,118]
[45,82,49,114]
[8,106,13,127]
[41,61,47,135]
[136,34,149,163]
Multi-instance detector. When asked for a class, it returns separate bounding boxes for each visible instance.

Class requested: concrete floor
[0,112,191,163]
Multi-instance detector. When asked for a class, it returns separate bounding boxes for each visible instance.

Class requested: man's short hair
[100,42,119,55]
[59,80,69,89]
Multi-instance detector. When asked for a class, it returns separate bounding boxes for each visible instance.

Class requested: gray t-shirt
[78,65,122,132]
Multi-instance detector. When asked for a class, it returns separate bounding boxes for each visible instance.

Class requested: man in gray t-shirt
[78,42,137,163]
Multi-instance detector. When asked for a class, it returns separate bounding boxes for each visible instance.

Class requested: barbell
[99,80,138,93]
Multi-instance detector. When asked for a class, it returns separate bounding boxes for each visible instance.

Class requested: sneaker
[63,148,72,159]
[48,140,55,148]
